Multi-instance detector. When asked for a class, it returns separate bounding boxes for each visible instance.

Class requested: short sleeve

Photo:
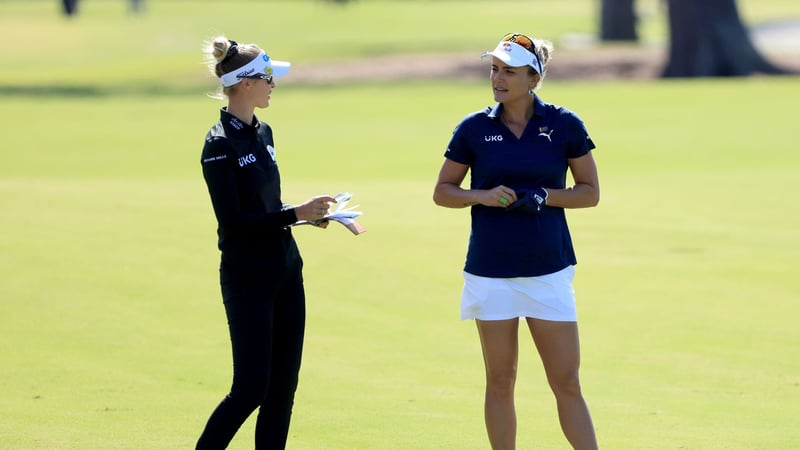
[565,113,595,159]
[444,119,473,165]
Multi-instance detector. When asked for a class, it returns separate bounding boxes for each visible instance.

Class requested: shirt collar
[220,107,259,134]
[488,94,545,121]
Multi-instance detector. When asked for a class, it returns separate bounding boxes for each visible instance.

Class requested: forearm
[545,182,599,209]
[433,183,482,208]
[204,167,298,233]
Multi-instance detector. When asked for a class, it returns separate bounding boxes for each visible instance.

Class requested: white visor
[219,51,290,88]
[481,41,542,75]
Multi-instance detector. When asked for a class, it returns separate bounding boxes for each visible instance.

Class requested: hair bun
[211,37,231,63]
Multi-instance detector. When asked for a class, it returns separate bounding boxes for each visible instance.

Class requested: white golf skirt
[461,265,577,322]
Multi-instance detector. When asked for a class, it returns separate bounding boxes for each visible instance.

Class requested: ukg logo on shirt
[238,153,257,167]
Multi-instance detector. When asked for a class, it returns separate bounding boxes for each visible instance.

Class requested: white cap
[219,51,290,87]
[481,40,543,75]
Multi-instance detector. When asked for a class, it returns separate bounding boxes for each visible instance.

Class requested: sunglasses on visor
[502,33,536,54]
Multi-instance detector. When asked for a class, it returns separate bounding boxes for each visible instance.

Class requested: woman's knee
[547,370,582,397]
[486,367,517,396]
[229,377,270,409]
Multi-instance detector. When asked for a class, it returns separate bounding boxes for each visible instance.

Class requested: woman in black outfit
[196,36,335,450]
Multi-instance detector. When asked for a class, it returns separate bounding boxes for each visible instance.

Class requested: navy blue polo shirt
[444,95,595,278]
[201,108,300,269]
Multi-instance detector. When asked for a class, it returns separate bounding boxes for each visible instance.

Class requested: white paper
[293,192,366,235]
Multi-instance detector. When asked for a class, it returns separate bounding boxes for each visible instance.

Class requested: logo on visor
[501,42,513,53]
[262,54,274,77]
[236,68,255,78]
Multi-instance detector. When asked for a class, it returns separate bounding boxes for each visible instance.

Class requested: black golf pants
[196,262,305,450]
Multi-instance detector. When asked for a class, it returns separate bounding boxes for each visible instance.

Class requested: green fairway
[2,1,800,449]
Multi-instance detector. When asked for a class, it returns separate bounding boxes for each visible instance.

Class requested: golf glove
[506,187,548,214]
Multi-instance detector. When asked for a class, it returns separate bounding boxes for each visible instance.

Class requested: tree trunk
[600,0,638,41]
[662,0,791,77]
[61,0,78,16]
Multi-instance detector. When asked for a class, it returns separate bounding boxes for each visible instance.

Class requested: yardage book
[293,192,366,235]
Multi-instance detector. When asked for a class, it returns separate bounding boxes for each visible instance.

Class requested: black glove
[506,188,548,214]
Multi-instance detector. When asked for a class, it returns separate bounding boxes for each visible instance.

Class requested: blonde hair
[203,36,264,96]
[530,38,554,91]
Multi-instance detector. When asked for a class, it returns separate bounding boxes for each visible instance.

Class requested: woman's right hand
[479,185,517,208]
[294,195,337,222]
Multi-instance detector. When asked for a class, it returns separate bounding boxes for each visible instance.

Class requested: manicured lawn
[2,1,799,448]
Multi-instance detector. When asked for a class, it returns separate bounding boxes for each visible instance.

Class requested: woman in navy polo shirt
[196,36,335,449]
[434,33,600,449]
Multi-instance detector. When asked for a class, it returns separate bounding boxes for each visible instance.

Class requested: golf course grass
[1,1,799,448]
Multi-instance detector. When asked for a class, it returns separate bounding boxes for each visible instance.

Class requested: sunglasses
[241,73,274,84]
[502,33,536,54]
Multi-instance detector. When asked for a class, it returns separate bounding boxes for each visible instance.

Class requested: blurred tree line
[57,0,793,78]
[600,0,793,77]
[60,0,143,16]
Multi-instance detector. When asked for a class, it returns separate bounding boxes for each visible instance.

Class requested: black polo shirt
[201,108,300,269]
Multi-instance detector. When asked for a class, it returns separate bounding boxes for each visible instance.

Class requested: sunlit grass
[2,1,799,448]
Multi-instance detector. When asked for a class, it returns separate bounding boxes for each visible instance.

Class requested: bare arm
[545,151,600,209]
[433,159,518,209]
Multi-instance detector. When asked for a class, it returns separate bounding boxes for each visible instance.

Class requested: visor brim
[481,41,541,73]
[270,60,291,77]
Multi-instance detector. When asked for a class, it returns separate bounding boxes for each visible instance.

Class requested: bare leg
[525,318,597,450]
[476,319,520,450]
